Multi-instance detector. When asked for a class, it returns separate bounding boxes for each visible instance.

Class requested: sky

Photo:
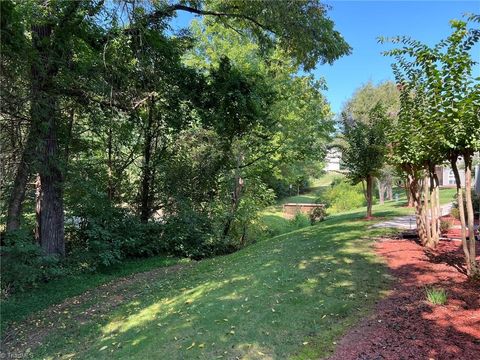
[318,0,480,113]
[171,1,480,114]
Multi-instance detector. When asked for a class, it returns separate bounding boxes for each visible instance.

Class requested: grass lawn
[0,256,185,334]
[20,209,396,360]
[1,174,457,359]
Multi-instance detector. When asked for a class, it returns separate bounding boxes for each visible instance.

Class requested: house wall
[440,166,465,187]
[324,149,341,171]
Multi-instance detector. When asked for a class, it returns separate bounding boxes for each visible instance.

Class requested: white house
[435,165,465,187]
[324,149,341,171]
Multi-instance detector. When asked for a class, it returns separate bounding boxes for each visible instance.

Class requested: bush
[323,180,365,213]
[440,220,451,233]
[289,212,310,229]
[309,207,327,224]
[452,193,480,218]
[450,207,460,220]
[0,229,63,295]
[162,209,217,260]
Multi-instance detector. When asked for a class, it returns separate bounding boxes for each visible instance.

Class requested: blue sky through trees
[171,1,480,114]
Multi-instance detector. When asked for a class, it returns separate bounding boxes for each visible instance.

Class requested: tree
[341,104,388,218]
[341,81,400,203]
[1,0,349,257]
[382,17,480,273]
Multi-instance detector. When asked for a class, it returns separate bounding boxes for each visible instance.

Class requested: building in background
[435,165,465,187]
[324,149,341,171]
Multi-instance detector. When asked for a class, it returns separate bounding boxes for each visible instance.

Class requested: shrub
[309,207,327,224]
[162,207,215,260]
[290,212,310,229]
[440,220,451,233]
[452,193,480,218]
[0,229,63,295]
[450,207,460,220]
[323,179,365,213]
[425,287,447,305]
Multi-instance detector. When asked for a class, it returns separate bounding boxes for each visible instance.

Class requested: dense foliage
[0,0,348,293]
[381,17,480,275]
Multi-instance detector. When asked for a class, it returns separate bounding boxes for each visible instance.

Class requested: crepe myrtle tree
[381,16,480,275]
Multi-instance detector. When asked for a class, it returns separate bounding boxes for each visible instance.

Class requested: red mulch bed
[327,238,480,360]
[440,215,479,239]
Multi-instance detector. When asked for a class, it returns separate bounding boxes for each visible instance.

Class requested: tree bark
[140,96,155,223]
[222,153,244,239]
[366,175,373,218]
[30,23,65,256]
[422,175,432,247]
[386,180,393,201]
[34,173,41,243]
[451,155,471,275]
[406,177,414,207]
[377,178,385,205]
[464,152,478,275]
[5,127,37,232]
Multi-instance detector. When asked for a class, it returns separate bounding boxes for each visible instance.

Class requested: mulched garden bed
[327,238,480,360]
[440,215,479,240]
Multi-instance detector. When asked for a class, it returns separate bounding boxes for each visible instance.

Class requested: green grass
[0,255,184,333]
[25,211,396,360]
[425,287,448,305]
[1,176,457,359]
[439,187,456,205]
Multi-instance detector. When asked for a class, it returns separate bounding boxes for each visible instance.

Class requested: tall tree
[341,104,388,218]
[341,81,400,203]
[382,17,480,272]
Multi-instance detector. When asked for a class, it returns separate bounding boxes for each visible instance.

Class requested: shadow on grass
[28,218,393,360]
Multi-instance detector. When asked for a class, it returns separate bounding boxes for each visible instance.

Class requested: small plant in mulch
[425,287,447,305]
[439,219,451,234]
[450,207,460,220]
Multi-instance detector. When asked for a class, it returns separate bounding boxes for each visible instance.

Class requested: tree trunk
[31,23,65,256]
[140,96,155,223]
[409,173,426,243]
[422,175,432,247]
[386,180,393,201]
[428,172,439,248]
[406,177,414,207]
[107,123,114,201]
[366,175,373,218]
[35,173,41,243]
[377,178,385,205]
[464,153,478,275]
[222,153,244,239]
[5,127,37,232]
[451,156,471,275]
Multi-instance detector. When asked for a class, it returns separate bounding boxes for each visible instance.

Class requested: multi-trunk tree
[382,17,480,275]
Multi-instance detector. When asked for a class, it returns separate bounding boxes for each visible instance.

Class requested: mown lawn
[1,177,457,359]
[14,207,402,360]
[0,256,184,333]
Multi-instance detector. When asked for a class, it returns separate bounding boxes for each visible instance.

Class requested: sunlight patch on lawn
[102,280,227,335]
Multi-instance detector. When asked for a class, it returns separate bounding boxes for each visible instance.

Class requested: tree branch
[151,4,276,34]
